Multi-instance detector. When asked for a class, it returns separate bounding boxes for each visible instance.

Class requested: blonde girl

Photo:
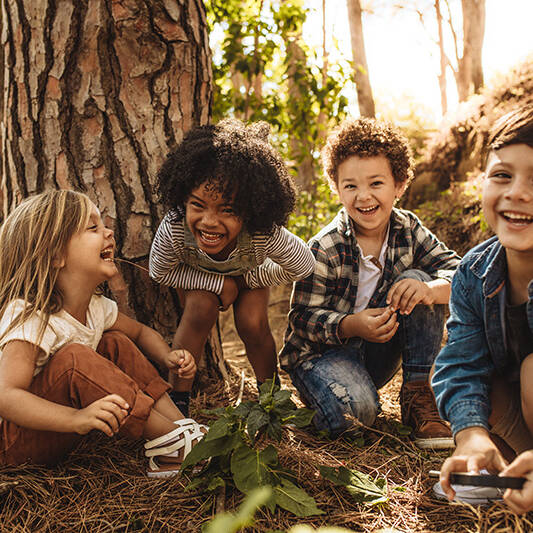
[0,190,205,477]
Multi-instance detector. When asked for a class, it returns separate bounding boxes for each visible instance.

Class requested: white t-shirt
[353,236,389,313]
[0,295,118,377]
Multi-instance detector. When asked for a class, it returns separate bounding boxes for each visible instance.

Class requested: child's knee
[235,311,270,344]
[182,291,219,325]
[521,353,533,411]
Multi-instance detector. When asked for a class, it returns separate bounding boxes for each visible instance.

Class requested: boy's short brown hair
[322,117,414,189]
[488,105,533,152]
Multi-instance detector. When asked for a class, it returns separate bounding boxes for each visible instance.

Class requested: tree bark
[435,0,448,115]
[1,0,226,381]
[461,0,485,95]
[346,0,375,118]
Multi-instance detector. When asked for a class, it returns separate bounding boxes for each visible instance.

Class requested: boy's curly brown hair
[322,117,414,189]
[157,118,296,235]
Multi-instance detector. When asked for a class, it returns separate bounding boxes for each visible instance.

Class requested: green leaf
[202,486,272,533]
[282,407,315,428]
[319,466,388,505]
[204,418,231,441]
[231,444,277,493]
[207,476,226,491]
[265,414,283,441]
[273,478,323,517]
[246,406,270,442]
[272,389,292,406]
[181,432,243,471]
[233,401,254,419]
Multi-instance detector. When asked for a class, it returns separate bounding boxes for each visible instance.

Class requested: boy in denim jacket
[281,118,460,448]
[432,106,533,512]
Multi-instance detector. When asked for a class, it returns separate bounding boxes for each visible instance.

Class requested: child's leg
[97,331,182,422]
[172,289,219,380]
[0,343,165,465]
[371,269,452,447]
[488,369,533,456]
[289,343,380,437]
[232,287,277,383]
[520,353,533,436]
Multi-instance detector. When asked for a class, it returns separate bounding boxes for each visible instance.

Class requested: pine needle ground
[2,285,532,532]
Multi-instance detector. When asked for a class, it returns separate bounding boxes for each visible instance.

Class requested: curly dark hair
[322,117,414,189]
[156,118,296,235]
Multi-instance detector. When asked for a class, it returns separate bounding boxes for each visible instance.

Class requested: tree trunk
[1,0,227,382]
[461,0,485,95]
[435,0,448,116]
[346,0,375,118]
[286,37,316,193]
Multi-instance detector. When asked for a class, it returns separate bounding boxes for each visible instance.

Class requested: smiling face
[59,202,117,287]
[185,181,243,260]
[482,143,533,256]
[336,155,406,241]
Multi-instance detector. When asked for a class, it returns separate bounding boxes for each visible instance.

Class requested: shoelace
[402,384,443,424]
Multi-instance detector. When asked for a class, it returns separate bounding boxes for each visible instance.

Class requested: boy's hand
[165,348,196,379]
[386,278,433,315]
[73,394,129,437]
[352,307,398,343]
[502,450,533,514]
[438,427,507,501]
[219,277,239,311]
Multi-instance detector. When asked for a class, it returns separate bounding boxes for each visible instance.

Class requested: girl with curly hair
[149,119,315,415]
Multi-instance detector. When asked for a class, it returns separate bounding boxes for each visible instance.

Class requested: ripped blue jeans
[289,270,445,437]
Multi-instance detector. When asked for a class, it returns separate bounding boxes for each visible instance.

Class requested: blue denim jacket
[432,236,533,436]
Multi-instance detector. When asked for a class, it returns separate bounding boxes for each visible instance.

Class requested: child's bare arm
[110,312,197,379]
[386,278,451,315]
[0,340,128,434]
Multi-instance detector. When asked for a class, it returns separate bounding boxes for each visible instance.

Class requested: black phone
[428,470,526,489]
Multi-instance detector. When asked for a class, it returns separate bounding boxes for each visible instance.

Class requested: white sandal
[145,419,206,479]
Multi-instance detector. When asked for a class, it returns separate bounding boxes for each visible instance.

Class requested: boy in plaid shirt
[280,118,460,448]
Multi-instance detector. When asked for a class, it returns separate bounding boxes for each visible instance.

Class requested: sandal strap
[145,424,205,458]
[144,420,200,450]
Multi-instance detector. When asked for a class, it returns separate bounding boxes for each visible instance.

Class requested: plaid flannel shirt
[279,207,461,371]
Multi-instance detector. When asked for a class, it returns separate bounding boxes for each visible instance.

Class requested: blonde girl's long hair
[0,190,93,346]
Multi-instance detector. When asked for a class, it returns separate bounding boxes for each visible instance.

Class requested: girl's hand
[502,451,533,514]
[439,427,507,500]
[166,348,197,379]
[73,394,129,437]
[386,278,433,315]
[219,277,239,310]
[351,307,398,343]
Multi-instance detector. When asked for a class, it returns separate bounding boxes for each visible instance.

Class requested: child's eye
[222,207,235,214]
[489,171,512,180]
[189,200,204,208]
[87,224,98,231]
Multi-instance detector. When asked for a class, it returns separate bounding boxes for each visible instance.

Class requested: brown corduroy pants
[0,331,170,465]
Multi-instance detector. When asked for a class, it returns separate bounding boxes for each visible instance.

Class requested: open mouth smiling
[100,247,114,262]
[501,211,533,225]
[357,205,379,214]
[199,230,224,243]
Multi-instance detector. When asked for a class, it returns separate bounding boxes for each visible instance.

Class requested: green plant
[182,379,322,517]
[319,465,388,505]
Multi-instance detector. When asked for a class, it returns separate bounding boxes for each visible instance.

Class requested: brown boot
[400,380,455,450]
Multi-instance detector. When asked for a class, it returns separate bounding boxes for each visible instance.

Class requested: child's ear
[52,256,65,269]
[395,181,408,200]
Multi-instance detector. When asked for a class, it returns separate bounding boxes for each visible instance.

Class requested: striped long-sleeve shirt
[279,207,461,371]
[149,212,315,294]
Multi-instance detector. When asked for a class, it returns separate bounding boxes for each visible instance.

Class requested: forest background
[1,0,533,531]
